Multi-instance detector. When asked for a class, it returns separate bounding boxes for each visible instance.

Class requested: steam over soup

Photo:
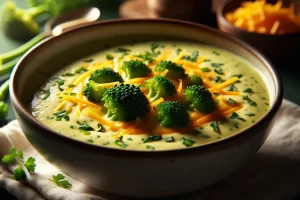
[32,41,270,150]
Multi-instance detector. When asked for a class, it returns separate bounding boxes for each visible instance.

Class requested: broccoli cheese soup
[32,41,270,150]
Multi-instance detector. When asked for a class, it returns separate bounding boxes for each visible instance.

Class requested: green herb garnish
[245,113,255,117]
[228,85,238,91]
[75,67,88,74]
[143,135,163,143]
[182,51,198,62]
[211,63,224,68]
[70,125,75,129]
[114,136,128,148]
[1,148,36,181]
[146,145,155,151]
[53,110,69,121]
[235,74,243,78]
[97,123,106,132]
[79,130,91,135]
[164,136,175,142]
[62,72,75,77]
[212,50,220,56]
[201,67,210,72]
[230,112,246,122]
[233,122,239,129]
[106,54,114,60]
[180,137,196,147]
[214,76,222,83]
[243,88,254,93]
[46,116,54,120]
[87,139,94,143]
[243,96,257,107]
[55,78,65,92]
[50,173,72,189]
[214,68,224,75]
[210,121,220,133]
[77,121,94,131]
[227,98,236,104]
[39,89,50,100]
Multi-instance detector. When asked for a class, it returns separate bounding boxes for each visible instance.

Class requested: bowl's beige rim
[216,0,300,37]
[10,18,283,156]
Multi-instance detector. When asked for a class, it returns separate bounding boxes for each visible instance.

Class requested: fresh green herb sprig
[49,173,72,189]
[1,148,36,180]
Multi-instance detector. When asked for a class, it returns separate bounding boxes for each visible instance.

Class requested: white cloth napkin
[1,99,300,200]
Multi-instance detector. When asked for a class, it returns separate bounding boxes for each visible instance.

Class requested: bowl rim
[216,0,300,37]
[10,18,283,156]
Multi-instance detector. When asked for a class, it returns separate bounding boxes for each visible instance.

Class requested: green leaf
[243,88,254,93]
[16,150,23,159]
[212,50,220,56]
[53,110,69,121]
[182,51,198,62]
[211,63,224,68]
[13,166,26,181]
[214,76,222,83]
[75,67,88,74]
[51,173,72,189]
[201,67,210,72]
[1,154,14,163]
[106,54,114,60]
[79,130,91,135]
[164,136,175,142]
[143,135,163,143]
[24,157,36,173]
[245,113,256,117]
[243,96,257,107]
[146,145,155,151]
[235,74,243,78]
[83,58,94,63]
[96,123,106,132]
[228,85,238,91]
[227,98,236,104]
[214,68,224,75]
[62,72,75,77]
[77,121,94,131]
[230,112,246,122]
[180,137,196,147]
[210,121,220,133]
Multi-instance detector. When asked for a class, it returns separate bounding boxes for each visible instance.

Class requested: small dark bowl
[216,0,300,61]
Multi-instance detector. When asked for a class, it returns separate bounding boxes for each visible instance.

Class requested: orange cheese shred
[61,95,101,109]
[161,69,169,77]
[126,77,148,84]
[151,97,164,107]
[177,79,183,94]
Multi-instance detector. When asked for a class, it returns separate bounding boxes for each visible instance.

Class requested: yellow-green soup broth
[32,41,270,151]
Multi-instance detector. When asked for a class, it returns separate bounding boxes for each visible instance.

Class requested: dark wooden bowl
[216,0,300,61]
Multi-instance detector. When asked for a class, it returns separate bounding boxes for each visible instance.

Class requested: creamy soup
[32,41,270,151]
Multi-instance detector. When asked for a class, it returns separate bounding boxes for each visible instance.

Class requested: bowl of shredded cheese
[217,0,300,60]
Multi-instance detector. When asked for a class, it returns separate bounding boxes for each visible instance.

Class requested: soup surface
[32,41,270,151]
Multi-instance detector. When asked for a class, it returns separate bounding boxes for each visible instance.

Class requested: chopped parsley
[146,145,155,151]
[70,93,76,96]
[214,68,224,75]
[212,50,220,56]
[106,54,114,60]
[96,123,106,132]
[70,125,75,129]
[55,78,65,92]
[46,116,54,120]
[228,85,238,91]
[114,136,128,148]
[87,139,94,143]
[214,76,222,83]
[235,74,243,78]
[198,133,211,139]
[210,121,220,133]
[77,121,94,131]
[245,113,256,117]
[136,51,156,63]
[201,67,210,72]
[127,137,133,141]
[164,136,175,142]
[211,63,224,68]
[227,98,236,104]
[143,135,163,143]
[204,59,211,62]
[265,103,270,106]
[182,51,199,62]
[233,122,239,129]
[114,47,131,53]
[230,112,246,122]
[39,89,51,100]
[243,96,257,107]
[53,110,69,121]
[243,88,254,93]
[180,137,196,147]
[83,58,94,63]
[176,48,182,55]
[75,67,88,74]
[261,97,267,100]
[79,130,91,135]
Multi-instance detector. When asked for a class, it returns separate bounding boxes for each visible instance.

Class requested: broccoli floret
[0,1,47,41]
[103,84,149,121]
[157,101,189,128]
[188,73,203,86]
[144,76,176,102]
[154,60,186,80]
[121,60,151,79]
[83,81,107,102]
[89,68,124,83]
[183,85,216,113]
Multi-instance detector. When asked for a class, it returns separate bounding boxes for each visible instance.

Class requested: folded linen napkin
[1,99,300,200]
